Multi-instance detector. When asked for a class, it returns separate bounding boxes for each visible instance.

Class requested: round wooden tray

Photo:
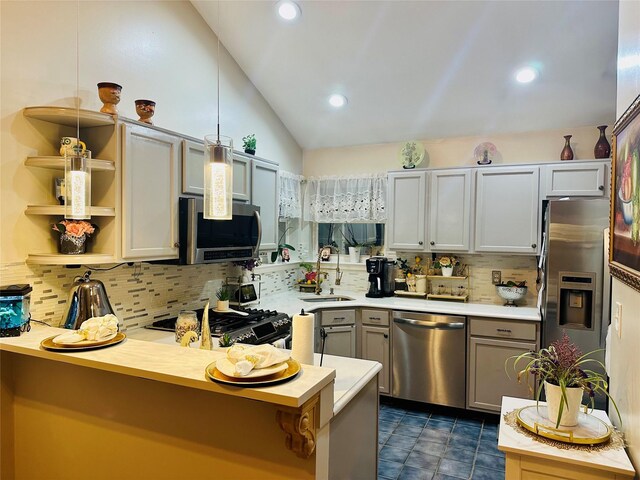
[516,405,612,445]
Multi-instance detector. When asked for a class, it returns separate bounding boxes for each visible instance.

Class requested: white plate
[215,357,288,379]
[52,331,117,347]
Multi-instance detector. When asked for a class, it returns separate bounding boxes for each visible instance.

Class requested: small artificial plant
[52,219,97,237]
[271,227,295,262]
[498,280,527,288]
[216,286,230,301]
[242,134,256,153]
[218,333,234,348]
[433,255,460,269]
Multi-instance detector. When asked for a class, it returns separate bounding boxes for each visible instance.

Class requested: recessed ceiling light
[328,94,347,108]
[277,1,301,21]
[515,67,538,84]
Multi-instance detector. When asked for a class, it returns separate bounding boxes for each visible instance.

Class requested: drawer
[321,309,356,326]
[469,318,537,341]
[361,309,389,326]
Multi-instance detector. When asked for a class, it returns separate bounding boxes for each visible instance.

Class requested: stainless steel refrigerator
[540,199,611,407]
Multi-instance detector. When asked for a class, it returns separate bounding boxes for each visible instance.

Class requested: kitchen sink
[301,296,354,302]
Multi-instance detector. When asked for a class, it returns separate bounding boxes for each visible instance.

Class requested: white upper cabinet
[428,168,472,252]
[541,160,609,198]
[232,153,252,203]
[474,166,540,254]
[181,139,205,196]
[251,159,279,251]
[121,122,180,260]
[387,171,427,250]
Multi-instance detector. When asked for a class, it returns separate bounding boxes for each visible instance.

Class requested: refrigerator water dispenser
[557,272,596,330]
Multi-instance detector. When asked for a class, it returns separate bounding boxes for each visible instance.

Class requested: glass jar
[175,310,199,343]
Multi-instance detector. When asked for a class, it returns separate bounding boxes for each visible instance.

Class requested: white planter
[415,275,427,293]
[348,247,361,263]
[441,266,453,277]
[216,300,229,312]
[544,380,583,427]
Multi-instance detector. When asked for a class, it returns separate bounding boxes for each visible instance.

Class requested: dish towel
[225,344,290,376]
[53,314,119,344]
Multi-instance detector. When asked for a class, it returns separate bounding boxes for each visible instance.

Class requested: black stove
[145,307,291,346]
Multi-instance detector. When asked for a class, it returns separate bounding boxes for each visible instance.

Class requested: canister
[0,284,32,337]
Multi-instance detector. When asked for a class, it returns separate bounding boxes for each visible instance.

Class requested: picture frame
[609,93,640,293]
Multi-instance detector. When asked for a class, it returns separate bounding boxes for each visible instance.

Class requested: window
[317,223,384,254]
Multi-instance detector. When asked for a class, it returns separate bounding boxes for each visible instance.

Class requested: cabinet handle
[334,317,345,321]
[383,334,389,339]
[370,317,380,320]
[418,241,423,245]
[173,242,180,248]
[531,243,537,249]
[430,241,435,246]
[598,185,604,191]
[497,328,512,333]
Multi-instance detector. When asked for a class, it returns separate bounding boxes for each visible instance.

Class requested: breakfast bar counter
[0,325,381,480]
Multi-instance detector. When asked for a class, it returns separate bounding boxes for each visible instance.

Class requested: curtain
[279,171,304,219]
[303,173,387,223]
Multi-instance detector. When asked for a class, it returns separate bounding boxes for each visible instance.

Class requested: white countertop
[498,396,635,477]
[253,289,541,322]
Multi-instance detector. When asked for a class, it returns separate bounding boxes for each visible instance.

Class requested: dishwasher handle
[394,317,465,330]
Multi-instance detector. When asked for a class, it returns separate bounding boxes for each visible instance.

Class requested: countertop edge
[333,361,382,415]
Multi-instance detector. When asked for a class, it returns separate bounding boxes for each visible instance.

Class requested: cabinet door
[428,168,472,251]
[322,325,356,358]
[542,161,608,197]
[474,166,539,254]
[467,337,536,412]
[361,325,390,394]
[181,139,205,195]
[387,171,427,250]
[233,154,252,203]
[121,123,179,259]
[251,159,279,251]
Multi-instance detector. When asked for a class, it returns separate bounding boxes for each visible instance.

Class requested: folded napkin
[225,344,290,377]
[54,314,119,344]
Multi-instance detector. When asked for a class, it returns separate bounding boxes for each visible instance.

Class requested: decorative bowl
[496,285,527,306]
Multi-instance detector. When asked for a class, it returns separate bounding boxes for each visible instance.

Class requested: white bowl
[496,286,527,306]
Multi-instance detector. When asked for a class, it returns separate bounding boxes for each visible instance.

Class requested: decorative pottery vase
[560,135,574,161]
[216,300,229,311]
[348,246,361,263]
[135,99,156,125]
[58,233,87,254]
[544,381,583,427]
[97,82,122,115]
[415,275,427,293]
[594,125,611,159]
[406,276,417,292]
[441,266,454,277]
[244,148,256,155]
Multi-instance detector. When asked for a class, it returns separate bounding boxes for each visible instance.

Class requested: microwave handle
[252,210,262,258]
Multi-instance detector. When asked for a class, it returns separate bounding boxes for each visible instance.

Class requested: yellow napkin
[225,344,290,377]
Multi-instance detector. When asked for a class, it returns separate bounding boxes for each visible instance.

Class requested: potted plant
[271,228,295,263]
[52,220,97,254]
[242,134,256,155]
[341,225,363,262]
[433,255,459,277]
[507,332,621,428]
[216,286,230,312]
[218,332,234,348]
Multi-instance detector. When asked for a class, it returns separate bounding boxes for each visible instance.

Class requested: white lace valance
[279,171,304,219]
[303,173,387,223]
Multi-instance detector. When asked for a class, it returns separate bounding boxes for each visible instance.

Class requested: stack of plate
[206,357,301,387]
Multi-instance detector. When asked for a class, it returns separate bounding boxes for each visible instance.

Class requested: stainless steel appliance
[62,271,116,330]
[178,197,261,264]
[540,199,610,407]
[226,281,259,307]
[392,311,466,408]
[365,256,394,298]
[146,307,291,347]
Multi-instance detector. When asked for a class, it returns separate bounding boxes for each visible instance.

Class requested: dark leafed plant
[216,286,230,301]
[218,333,234,348]
[271,227,295,262]
[242,134,256,151]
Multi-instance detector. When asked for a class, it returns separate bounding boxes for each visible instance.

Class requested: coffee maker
[366,257,395,298]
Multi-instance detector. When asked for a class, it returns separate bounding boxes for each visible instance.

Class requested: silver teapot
[62,271,116,330]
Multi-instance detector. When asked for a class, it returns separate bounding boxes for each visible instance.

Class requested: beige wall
[303,125,609,176]
[610,0,640,476]
[0,1,301,264]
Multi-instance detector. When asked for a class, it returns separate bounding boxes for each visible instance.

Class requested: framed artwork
[609,93,640,292]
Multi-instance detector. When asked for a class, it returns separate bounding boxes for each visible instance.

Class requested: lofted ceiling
[191,1,619,150]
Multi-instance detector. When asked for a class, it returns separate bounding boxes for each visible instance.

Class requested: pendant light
[64,0,91,220]
[204,1,233,220]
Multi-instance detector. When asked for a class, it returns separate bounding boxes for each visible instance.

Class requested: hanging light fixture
[65,0,91,220]
[204,1,233,220]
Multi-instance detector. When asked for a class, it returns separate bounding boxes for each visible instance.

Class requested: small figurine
[281,248,291,262]
[135,99,156,125]
[97,82,122,115]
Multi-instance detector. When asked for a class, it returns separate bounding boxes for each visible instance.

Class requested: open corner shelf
[27,253,116,265]
[25,156,115,171]
[25,205,116,217]
[23,106,115,128]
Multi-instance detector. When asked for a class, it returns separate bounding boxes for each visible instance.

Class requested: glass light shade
[64,148,91,219]
[203,135,233,220]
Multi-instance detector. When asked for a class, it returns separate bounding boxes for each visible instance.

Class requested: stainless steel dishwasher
[392,311,466,408]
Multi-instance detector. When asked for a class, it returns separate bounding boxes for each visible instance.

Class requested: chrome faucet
[315,247,329,295]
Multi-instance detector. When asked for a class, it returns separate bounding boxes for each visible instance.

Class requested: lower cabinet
[361,325,390,394]
[315,309,356,358]
[467,317,539,412]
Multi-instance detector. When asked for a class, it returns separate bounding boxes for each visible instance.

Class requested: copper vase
[560,135,574,161]
[594,125,611,159]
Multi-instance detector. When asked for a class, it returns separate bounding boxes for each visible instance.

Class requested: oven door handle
[393,317,465,330]
[252,210,262,258]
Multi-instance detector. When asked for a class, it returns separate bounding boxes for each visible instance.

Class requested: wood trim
[276,394,320,458]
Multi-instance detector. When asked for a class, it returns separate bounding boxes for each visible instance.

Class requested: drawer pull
[370,317,380,320]
[334,317,345,321]
[497,328,512,333]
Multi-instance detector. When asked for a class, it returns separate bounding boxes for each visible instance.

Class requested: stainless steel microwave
[178,197,261,264]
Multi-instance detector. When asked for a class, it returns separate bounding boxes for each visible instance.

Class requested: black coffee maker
[366,256,394,298]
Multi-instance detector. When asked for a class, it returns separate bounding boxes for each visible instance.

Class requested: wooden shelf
[427,275,467,280]
[25,156,115,171]
[23,106,115,127]
[25,205,115,216]
[27,253,116,265]
[427,294,468,302]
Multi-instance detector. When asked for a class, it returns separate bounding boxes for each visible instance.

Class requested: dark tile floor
[378,400,505,480]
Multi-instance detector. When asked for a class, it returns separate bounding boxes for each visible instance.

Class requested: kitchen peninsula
[0,325,381,480]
